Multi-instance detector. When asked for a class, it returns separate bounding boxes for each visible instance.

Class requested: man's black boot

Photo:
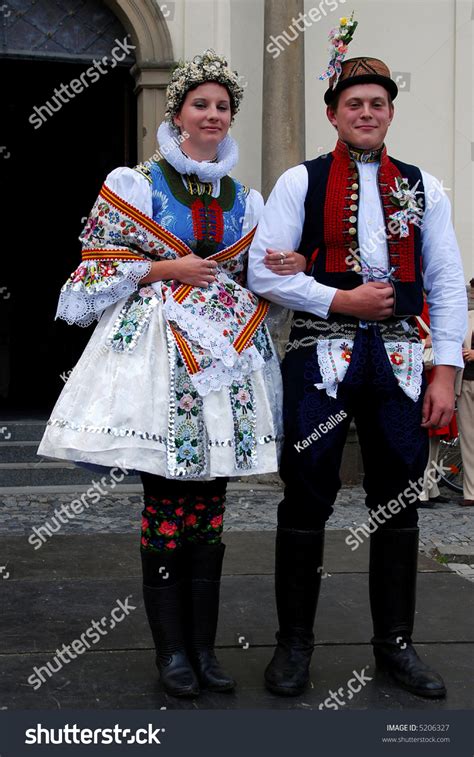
[187,542,235,692]
[369,527,446,699]
[141,549,199,698]
[264,528,325,696]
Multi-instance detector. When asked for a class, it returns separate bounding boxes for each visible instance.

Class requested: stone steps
[0,420,140,491]
[0,461,139,488]
[0,420,45,442]
[1,441,48,463]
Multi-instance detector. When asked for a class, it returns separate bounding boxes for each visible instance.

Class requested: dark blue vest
[297,142,425,318]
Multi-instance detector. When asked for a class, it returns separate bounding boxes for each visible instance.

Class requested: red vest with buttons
[297,140,425,317]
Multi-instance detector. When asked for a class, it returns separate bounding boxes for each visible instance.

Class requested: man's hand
[421,366,456,429]
[330,282,394,320]
[264,249,307,276]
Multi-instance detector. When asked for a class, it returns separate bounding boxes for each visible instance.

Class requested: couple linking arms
[39,45,466,701]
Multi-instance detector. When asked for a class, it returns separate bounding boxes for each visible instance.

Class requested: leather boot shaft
[265,527,325,696]
[187,541,235,692]
[369,527,446,699]
[369,527,418,643]
[141,548,199,697]
[275,527,325,639]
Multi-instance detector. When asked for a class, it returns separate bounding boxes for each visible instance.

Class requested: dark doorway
[0,57,137,416]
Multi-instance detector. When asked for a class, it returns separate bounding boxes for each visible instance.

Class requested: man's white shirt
[248,160,467,368]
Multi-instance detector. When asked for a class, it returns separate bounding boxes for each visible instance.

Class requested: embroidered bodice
[135,159,248,258]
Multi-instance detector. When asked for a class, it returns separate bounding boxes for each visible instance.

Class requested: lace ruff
[157,121,239,183]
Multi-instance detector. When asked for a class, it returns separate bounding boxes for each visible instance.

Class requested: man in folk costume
[249,15,467,698]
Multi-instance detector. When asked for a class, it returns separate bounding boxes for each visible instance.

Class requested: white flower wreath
[164,49,245,125]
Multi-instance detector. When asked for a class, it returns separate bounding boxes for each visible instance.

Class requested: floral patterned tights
[140,473,227,552]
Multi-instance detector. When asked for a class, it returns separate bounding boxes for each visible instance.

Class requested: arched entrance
[0,0,174,416]
[104,0,174,160]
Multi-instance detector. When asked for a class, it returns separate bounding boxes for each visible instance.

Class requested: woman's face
[173,82,232,154]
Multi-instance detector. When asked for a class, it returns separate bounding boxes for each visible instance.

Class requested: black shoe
[369,528,446,699]
[429,495,450,503]
[141,550,199,698]
[264,631,314,696]
[187,542,235,692]
[264,528,324,697]
[153,648,200,698]
[191,648,235,692]
[374,638,446,698]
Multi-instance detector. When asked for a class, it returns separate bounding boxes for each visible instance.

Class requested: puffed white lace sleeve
[56,167,153,327]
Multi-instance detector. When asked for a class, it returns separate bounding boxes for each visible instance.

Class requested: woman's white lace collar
[156,121,238,181]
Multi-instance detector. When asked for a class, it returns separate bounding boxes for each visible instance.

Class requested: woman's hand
[264,249,306,276]
[139,256,217,286]
[463,348,474,363]
[173,255,218,287]
[424,335,432,349]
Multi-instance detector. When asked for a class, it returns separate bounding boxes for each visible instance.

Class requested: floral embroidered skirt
[38,295,283,479]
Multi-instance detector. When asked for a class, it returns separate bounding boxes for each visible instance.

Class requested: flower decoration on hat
[389,177,424,237]
[165,49,245,126]
[319,11,358,89]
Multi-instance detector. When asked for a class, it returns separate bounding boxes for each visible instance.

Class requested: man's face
[326,84,394,149]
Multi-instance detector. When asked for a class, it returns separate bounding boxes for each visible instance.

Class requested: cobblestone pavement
[1,484,473,575]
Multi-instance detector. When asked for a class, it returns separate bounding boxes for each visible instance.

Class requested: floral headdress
[319,12,358,90]
[164,49,245,126]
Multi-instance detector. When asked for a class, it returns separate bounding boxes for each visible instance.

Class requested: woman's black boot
[187,542,236,692]
[141,549,199,697]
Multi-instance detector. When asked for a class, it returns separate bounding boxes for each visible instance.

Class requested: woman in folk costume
[38,50,297,698]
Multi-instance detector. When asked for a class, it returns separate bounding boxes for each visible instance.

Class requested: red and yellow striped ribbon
[211,226,256,263]
[82,248,143,262]
[95,184,266,370]
[234,298,269,354]
[171,226,257,305]
[99,183,192,258]
[170,326,201,375]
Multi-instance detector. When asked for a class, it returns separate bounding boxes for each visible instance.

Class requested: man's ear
[326,104,337,128]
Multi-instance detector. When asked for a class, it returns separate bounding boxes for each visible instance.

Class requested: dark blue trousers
[278,325,428,530]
